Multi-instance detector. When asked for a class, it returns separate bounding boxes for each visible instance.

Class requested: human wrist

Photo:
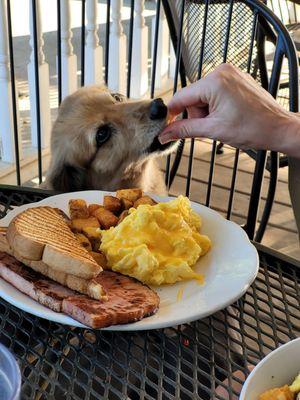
[274,112,300,158]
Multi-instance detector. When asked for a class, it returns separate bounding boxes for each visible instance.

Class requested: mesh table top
[0,187,299,400]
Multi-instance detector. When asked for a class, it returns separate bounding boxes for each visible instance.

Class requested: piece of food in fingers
[93,208,119,229]
[62,271,159,328]
[6,206,101,279]
[116,188,143,203]
[103,196,122,214]
[69,199,89,219]
[133,195,157,208]
[167,112,176,125]
[71,217,100,233]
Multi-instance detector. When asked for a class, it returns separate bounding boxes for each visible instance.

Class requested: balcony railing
[0,0,175,185]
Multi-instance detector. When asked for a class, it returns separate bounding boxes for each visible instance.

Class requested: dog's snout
[149,98,168,120]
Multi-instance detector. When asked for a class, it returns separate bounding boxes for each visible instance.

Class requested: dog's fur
[44,86,176,194]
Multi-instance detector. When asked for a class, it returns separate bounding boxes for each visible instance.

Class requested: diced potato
[103,196,122,214]
[133,195,157,208]
[259,385,294,400]
[89,251,108,269]
[82,226,102,251]
[88,204,102,216]
[94,208,119,229]
[75,233,92,251]
[118,210,129,224]
[116,188,143,203]
[69,199,89,219]
[71,217,100,233]
[120,198,133,210]
[90,205,105,218]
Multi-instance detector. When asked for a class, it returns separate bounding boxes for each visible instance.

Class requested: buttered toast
[6,207,102,279]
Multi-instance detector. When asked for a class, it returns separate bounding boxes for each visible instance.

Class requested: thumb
[159,118,215,144]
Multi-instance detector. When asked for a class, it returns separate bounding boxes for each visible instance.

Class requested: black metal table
[0,187,299,400]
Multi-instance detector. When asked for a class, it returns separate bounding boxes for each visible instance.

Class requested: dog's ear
[51,164,88,192]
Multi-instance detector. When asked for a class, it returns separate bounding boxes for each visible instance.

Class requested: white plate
[240,337,300,399]
[0,191,259,331]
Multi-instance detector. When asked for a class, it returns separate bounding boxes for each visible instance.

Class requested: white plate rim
[0,190,259,331]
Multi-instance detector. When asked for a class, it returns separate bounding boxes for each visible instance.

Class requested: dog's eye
[112,93,124,102]
[96,125,112,147]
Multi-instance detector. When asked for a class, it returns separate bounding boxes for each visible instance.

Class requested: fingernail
[158,132,175,144]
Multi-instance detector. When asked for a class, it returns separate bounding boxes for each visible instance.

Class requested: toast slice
[6,207,101,279]
[0,231,106,300]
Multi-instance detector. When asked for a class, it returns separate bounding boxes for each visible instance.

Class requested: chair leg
[255,151,278,242]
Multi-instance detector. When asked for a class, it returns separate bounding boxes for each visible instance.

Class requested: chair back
[163,0,299,240]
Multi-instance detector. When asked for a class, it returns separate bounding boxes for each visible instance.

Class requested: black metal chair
[161,0,299,241]
[260,0,300,169]
[268,0,300,53]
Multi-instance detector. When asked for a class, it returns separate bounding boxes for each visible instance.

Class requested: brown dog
[44,86,177,194]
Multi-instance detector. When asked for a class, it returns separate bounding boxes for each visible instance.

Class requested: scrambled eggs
[259,372,300,400]
[100,196,211,285]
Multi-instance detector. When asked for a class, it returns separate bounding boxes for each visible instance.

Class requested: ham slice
[63,271,160,328]
[0,252,74,312]
[0,252,159,328]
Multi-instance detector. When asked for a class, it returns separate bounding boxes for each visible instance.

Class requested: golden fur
[44,86,177,194]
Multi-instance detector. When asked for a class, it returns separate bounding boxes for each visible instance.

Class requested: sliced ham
[0,252,159,328]
[0,252,75,312]
[63,271,160,328]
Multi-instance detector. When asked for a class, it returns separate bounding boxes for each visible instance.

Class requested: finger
[167,80,210,115]
[187,105,209,119]
[159,118,215,143]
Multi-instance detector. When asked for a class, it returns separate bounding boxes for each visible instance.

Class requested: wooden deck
[160,138,300,260]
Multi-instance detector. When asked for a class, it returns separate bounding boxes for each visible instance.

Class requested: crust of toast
[6,222,44,260]
[0,232,106,300]
[6,207,102,279]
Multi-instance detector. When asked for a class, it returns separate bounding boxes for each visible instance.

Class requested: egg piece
[100,196,211,286]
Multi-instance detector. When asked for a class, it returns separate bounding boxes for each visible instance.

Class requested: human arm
[159,64,300,158]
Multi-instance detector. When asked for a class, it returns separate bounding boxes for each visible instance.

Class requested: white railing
[0,0,175,183]
[61,0,78,97]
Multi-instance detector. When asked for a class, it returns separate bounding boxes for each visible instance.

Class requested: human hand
[159,64,300,155]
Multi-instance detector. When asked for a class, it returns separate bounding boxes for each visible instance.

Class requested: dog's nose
[149,98,168,120]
